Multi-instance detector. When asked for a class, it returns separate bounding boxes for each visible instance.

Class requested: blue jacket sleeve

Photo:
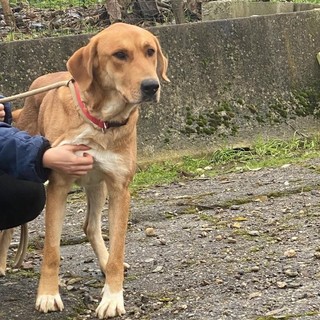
[3,102,12,124]
[0,122,51,183]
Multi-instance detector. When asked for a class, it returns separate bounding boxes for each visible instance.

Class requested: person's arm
[0,122,51,182]
[0,123,94,182]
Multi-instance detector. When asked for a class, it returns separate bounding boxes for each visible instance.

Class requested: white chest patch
[58,129,130,178]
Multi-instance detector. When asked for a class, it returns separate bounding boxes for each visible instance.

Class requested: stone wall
[1,10,320,161]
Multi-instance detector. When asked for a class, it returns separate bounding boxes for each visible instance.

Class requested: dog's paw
[36,294,64,313]
[95,285,125,319]
[0,267,6,277]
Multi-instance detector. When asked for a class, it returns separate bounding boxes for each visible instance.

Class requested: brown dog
[14,22,169,318]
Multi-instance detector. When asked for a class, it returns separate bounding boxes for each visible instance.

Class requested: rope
[0,80,71,103]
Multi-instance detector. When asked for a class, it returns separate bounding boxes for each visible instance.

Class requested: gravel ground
[2,158,320,319]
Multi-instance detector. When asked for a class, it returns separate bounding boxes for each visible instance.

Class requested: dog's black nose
[141,79,159,97]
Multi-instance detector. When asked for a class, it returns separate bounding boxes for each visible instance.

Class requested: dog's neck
[69,80,132,132]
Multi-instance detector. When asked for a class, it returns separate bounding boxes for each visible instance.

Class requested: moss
[181,88,320,138]
[181,100,238,137]
[269,103,288,118]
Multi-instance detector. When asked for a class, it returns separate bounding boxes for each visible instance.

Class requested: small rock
[250,266,260,272]
[284,249,297,258]
[199,231,208,238]
[287,281,302,288]
[21,262,34,270]
[152,266,163,273]
[67,277,82,285]
[255,195,268,202]
[248,291,262,299]
[145,227,156,237]
[67,285,75,291]
[232,222,242,229]
[284,269,298,277]
[248,230,260,236]
[227,237,237,243]
[276,281,287,289]
[158,238,167,245]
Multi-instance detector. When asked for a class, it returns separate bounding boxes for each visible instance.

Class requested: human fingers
[68,163,94,176]
[74,153,94,166]
[0,104,5,121]
[68,144,91,152]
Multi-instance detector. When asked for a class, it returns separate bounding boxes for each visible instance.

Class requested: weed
[131,135,320,193]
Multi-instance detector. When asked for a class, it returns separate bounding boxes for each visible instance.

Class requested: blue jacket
[0,98,51,183]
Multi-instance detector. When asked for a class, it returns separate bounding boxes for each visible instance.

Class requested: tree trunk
[0,0,15,28]
[171,0,185,24]
[105,0,122,23]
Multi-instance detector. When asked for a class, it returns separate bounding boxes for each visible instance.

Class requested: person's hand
[0,104,5,122]
[43,144,94,177]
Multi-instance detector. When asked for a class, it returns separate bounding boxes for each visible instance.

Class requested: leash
[0,78,128,132]
[0,80,71,103]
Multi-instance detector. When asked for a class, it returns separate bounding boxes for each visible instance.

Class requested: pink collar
[71,80,128,133]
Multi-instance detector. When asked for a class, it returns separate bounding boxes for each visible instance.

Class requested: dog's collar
[68,79,128,133]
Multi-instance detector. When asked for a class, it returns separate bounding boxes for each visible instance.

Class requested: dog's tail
[13,224,29,268]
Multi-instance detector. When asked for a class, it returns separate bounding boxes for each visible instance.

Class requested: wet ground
[2,157,320,319]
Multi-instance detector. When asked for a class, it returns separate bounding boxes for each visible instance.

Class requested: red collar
[71,80,128,132]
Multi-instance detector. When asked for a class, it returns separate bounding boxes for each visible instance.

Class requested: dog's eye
[146,48,155,57]
[113,51,127,60]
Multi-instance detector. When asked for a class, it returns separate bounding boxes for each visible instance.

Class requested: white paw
[95,285,125,319]
[36,294,64,313]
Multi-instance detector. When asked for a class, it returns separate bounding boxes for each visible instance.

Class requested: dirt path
[2,158,320,320]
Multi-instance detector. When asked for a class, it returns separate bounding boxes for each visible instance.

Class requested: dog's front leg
[36,179,71,313]
[84,181,109,270]
[95,185,130,319]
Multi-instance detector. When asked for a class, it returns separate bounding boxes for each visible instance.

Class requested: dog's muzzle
[141,79,159,101]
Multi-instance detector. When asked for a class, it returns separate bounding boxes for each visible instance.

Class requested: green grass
[131,135,320,192]
[11,0,101,10]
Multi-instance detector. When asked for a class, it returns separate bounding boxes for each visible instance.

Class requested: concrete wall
[1,10,320,161]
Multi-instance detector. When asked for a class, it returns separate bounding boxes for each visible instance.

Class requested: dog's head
[67,23,169,106]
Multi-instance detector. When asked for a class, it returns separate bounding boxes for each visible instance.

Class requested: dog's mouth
[124,79,160,104]
[141,93,159,103]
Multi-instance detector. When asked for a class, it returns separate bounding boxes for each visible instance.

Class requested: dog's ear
[67,40,98,91]
[154,37,170,83]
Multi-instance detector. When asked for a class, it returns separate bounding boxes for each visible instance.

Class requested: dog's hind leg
[0,228,14,276]
[36,177,72,313]
[83,181,110,271]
